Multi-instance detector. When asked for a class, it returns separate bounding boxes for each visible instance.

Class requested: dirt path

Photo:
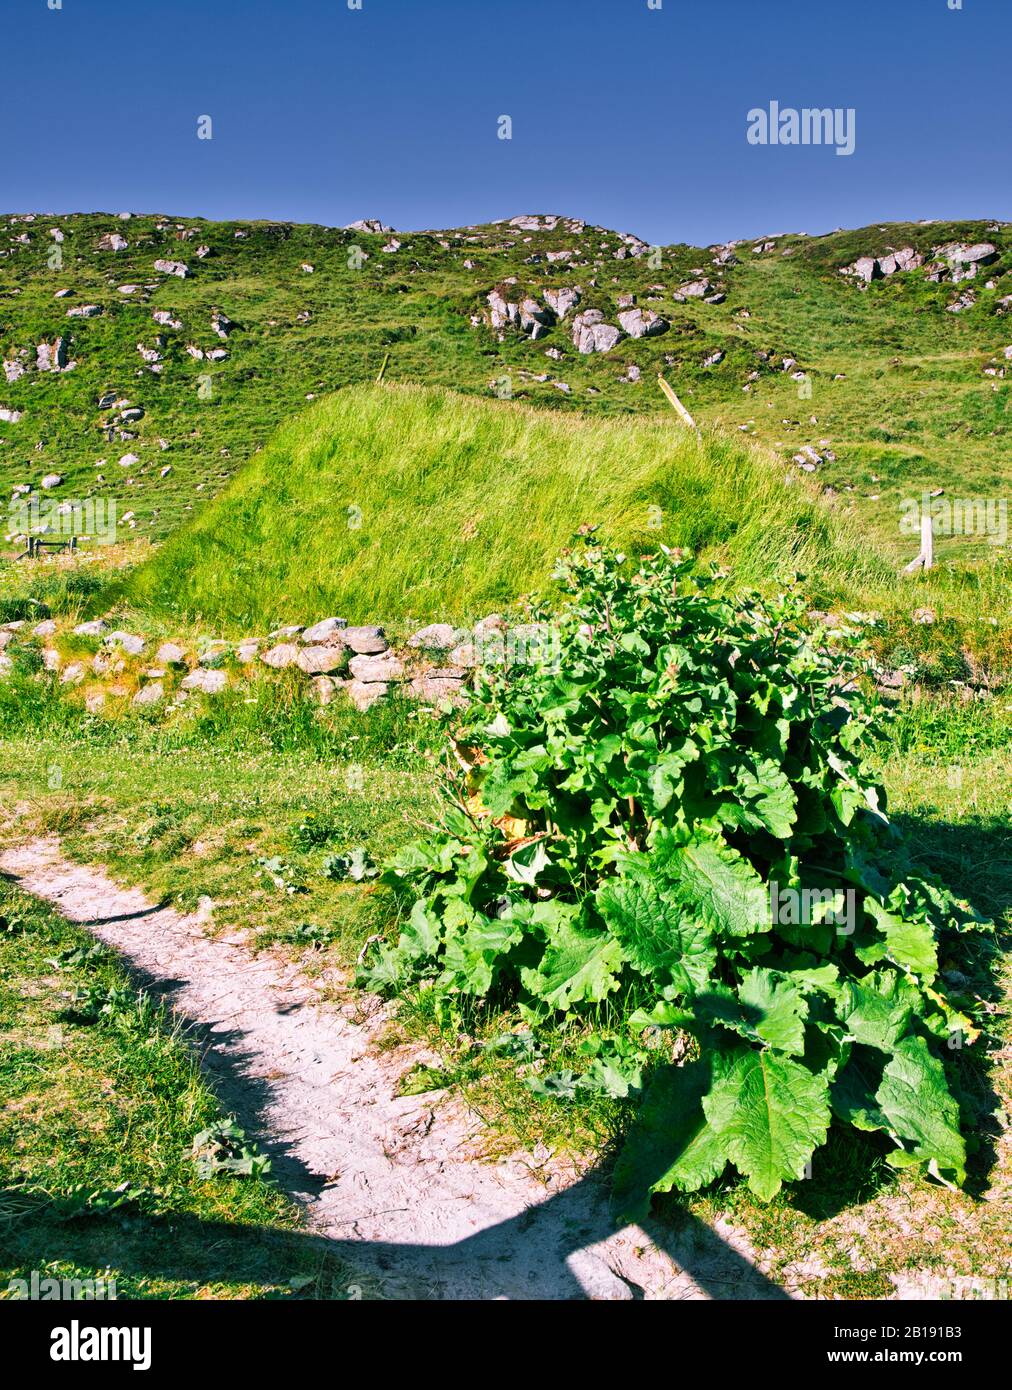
[1,837,788,1301]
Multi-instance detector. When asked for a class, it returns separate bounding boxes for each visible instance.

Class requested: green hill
[1,210,1009,566]
[120,382,871,630]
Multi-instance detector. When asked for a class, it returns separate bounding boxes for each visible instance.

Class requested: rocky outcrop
[572,309,622,354]
[260,643,301,669]
[616,307,668,339]
[676,278,711,300]
[486,289,554,339]
[36,337,70,372]
[843,242,994,285]
[181,669,227,694]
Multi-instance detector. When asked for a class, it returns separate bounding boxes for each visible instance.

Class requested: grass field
[117,382,875,628]
[1,669,1007,1299]
[1,206,1009,1300]
[2,211,1008,567]
[0,880,363,1300]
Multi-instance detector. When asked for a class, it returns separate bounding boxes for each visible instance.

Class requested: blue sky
[5,0,1008,245]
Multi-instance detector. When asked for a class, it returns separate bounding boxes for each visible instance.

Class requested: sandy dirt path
[1,837,788,1301]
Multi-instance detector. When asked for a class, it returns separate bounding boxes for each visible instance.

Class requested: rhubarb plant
[361,541,983,1207]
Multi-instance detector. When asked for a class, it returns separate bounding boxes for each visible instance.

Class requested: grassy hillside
[120,382,870,629]
[1,210,1009,567]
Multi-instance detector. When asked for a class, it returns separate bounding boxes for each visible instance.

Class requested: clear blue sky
[5,0,1008,245]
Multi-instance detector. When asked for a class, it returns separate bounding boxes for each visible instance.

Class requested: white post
[903,509,935,573]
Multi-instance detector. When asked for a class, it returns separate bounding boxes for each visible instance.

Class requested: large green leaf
[732,758,798,839]
[863,897,938,982]
[440,906,524,995]
[735,967,809,1055]
[838,975,914,1050]
[521,917,625,1010]
[703,1051,831,1201]
[660,838,769,938]
[397,898,442,961]
[612,1060,729,1221]
[830,1045,888,1132]
[645,739,699,811]
[596,868,715,996]
[875,1037,966,1185]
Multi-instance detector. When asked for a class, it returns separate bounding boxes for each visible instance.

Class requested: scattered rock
[73,619,107,637]
[617,307,668,339]
[947,290,976,314]
[297,645,348,674]
[345,219,393,234]
[449,642,480,668]
[311,674,340,705]
[260,643,302,669]
[156,642,187,666]
[342,625,388,655]
[105,630,145,655]
[301,616,348,645]
[408,623,458,650]
[347,679,388,710]
[181,669,228,694]
[409,674,465,704]
[348,653,403,682]
[572,310,622,354]
[544,286,581,320]
[154,259,188,278]
[197,643,230,668]
[211,310,236,339]
[36,338,69,372]
[132,682,165,707]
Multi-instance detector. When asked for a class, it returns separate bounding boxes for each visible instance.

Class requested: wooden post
[903,511,934,573]
[657,375,698,430]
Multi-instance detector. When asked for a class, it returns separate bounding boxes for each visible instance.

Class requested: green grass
[2,210,1008,569]
[3,204,1011,1298]
[0,882,362,1300]
[0,677,438,957]
[2,684,1008,1298]
[116,381,877,629]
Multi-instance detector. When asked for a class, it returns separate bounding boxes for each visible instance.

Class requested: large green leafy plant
[362,542,980,1209]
